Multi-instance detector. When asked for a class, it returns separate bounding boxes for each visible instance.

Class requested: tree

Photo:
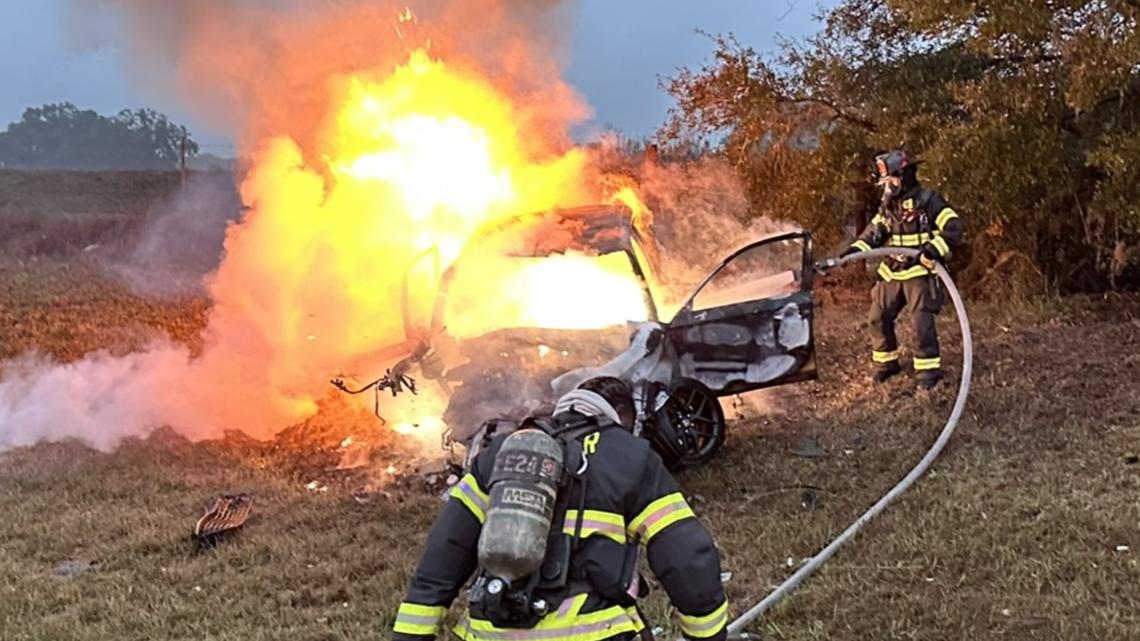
[0,103,199,170]
[661,1,1140,292]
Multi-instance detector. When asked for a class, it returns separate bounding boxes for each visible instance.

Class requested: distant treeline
[0,103,203,171]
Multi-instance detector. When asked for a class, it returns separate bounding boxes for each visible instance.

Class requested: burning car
[335,203,818,469]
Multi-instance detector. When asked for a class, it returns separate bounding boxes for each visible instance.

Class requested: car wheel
[663,378,726,469]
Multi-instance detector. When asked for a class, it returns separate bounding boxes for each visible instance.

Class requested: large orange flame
[200,47,649,440]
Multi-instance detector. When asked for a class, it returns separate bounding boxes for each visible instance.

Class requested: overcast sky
[0,0,833,154]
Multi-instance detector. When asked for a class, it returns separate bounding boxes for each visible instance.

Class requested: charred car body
[336,204,818,469]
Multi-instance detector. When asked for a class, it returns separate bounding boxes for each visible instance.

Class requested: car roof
[462,204,645,258]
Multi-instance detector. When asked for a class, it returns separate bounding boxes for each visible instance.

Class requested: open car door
[666,231,818,395]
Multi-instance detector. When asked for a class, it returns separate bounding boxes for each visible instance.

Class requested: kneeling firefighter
[391,377,729,641]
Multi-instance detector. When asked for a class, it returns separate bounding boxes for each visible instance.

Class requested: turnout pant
[869,275,944,374]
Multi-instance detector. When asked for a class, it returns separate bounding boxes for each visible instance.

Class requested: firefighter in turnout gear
[391,377,729,641]
[842,150,964,389]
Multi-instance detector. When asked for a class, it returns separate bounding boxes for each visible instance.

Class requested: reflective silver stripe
[396,614,439,626]
[455,608,641,641]
[680,601,729,637]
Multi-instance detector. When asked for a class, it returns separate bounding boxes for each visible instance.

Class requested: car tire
[661,378,727,470]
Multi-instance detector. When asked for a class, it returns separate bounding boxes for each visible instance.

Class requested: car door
[665,231,818,396]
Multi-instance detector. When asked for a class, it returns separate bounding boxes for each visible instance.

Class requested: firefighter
[842,150,964,389]
[391,377,728,641]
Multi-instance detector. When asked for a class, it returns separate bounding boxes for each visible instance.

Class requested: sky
[0,0,834,155]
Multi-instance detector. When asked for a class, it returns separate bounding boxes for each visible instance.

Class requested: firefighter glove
[919,242,941,270]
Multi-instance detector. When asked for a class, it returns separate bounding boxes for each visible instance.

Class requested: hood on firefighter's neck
[553,389,622,426]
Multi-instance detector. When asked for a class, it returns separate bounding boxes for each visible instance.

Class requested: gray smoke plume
[63,0,584,153]
[106,170,241,298]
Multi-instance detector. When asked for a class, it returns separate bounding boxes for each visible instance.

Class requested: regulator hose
[725,247,974,639]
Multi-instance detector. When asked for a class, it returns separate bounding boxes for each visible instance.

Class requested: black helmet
[577,377,635,431]
[874,150,920,201]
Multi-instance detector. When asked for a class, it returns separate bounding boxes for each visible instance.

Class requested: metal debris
[193,493,253,548]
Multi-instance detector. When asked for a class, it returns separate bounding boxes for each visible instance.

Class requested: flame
[608,185,652,229]
[0,1,680,463]
[206,48,604,425]
[40,29,656,455]
[204,48,652,441]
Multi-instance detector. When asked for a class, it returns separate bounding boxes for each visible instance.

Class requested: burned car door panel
[666,232,818,396]
[670,294,815,395]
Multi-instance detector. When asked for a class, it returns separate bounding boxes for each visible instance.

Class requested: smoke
[1,1,789,454]
[64,0,585,153]
[106,170,241,299]
[627,153,796,317]
[0,0,594,451]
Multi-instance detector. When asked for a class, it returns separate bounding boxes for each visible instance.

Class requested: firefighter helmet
[874,150,920,201]
[874,150,913,178]
[576,376,635,431]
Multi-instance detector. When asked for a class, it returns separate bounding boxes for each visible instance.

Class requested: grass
[1,174,1139,640]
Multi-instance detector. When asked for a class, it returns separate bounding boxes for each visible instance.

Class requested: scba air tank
[477,429,565,581]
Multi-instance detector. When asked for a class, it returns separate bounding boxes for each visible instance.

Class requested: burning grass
[2,252,1139,640]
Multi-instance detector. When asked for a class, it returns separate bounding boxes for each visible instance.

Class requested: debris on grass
[53,559,98,577]
[193,493,253,549]
[791,437,826,459]
[799,487,822,510]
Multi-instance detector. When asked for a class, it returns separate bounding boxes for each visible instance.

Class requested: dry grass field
[1,171,1138,640]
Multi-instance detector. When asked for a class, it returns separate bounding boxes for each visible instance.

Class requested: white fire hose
[722,247,974,639]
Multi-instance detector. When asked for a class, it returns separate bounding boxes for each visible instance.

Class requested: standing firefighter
[391,377,728,641]
[842,151,964,389]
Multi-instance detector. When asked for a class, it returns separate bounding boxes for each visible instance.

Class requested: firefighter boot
[917,369,944,390]
[873,361,902,384]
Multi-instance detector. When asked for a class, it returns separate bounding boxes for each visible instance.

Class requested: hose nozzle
[813,257,840,273]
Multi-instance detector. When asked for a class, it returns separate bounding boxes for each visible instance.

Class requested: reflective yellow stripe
[877,262,931,282]
[454,601,644,641]
[393,602,447,636]
[628,493,695,543]
[931,235,951,257]
[680,600,729,639]
[887,232,933,247]
[936,207,959,230]
[914,356,942,371]
[852,240,873,253]
[873,350,900,364]
[871,214,887,226]
[449,474,489,523]
[564,509,627,544]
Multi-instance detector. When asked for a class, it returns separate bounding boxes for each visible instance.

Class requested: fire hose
[723,247,974,639]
